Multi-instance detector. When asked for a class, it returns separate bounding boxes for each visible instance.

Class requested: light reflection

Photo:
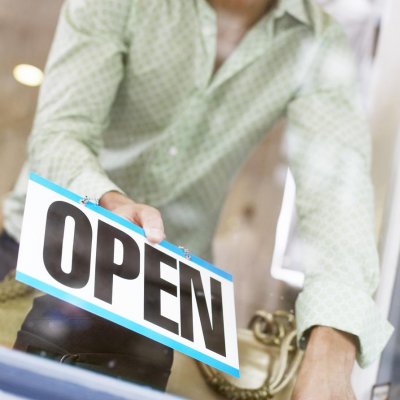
[270,170,305,288]
[13,64,44,87]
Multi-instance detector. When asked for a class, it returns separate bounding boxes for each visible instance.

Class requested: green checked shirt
[4,0,393,366]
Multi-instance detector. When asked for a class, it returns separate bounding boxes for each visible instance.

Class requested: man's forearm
[305,326,357,367]
[292,326,357,400]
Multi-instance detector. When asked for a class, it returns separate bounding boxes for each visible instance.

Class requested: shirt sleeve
[28,0,133,200]
[286,21,393,368]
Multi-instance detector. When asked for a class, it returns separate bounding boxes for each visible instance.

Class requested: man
[1,0,393,398]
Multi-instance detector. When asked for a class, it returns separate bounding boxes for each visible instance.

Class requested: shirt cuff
[69,170,125,203]
[295,278,394,368]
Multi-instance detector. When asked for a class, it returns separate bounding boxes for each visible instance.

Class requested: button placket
[195,0,217,90]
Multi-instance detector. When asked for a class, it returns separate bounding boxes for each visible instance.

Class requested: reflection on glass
[12,64,44,87]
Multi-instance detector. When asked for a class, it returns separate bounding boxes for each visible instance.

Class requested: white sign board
[16,173,239,377]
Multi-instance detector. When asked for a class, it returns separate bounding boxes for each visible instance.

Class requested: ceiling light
[13,64,44,87]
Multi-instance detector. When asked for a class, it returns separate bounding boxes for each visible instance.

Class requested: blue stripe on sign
[28,172,232,282]
[16,271,240,378]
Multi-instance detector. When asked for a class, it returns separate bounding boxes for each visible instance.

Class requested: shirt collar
[273,0,311,26]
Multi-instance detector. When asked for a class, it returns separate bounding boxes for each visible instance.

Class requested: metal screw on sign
[80,196,99,205]
[178,246,191,260]
[80,196,90,205]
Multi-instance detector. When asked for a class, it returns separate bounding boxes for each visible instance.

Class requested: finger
[136,206,165,244]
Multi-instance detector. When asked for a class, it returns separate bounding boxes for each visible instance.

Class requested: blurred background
[1,0,400,399]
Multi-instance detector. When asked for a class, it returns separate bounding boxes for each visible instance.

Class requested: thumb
[136,206,165,244]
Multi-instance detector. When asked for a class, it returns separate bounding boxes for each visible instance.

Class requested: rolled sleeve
[286,21,393,367]
[296,279,393,368]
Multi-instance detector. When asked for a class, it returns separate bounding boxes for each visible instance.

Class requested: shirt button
[169,146,178,156]
[201,25,214,36]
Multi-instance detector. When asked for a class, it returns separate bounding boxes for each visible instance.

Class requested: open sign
[16,173,239,377]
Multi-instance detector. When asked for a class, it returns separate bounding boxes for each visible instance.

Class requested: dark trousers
[0,231,173,391]
[0,231,19,280]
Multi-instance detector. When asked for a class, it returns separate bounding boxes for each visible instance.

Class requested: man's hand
[292,326,357,400]
[99,191,165,244]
